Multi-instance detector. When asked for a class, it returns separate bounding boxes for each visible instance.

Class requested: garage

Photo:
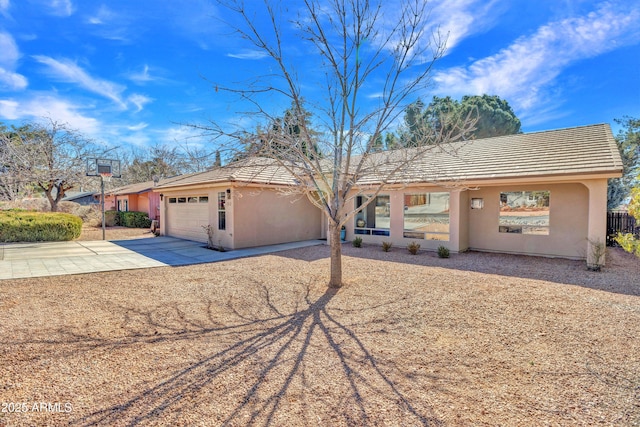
[165,195,210,243]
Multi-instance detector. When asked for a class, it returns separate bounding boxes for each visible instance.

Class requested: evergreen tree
[608,116,640,209]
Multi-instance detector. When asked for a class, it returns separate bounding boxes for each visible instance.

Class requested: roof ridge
[470,123,608,142]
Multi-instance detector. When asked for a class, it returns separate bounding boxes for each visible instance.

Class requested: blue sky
[0,0,639,152]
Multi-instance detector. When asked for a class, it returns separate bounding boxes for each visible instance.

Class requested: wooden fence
[607,211,639,246]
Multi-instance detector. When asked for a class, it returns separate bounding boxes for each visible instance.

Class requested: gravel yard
[0,244,639,426]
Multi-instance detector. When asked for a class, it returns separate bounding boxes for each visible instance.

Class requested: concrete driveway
[0,237,324,280]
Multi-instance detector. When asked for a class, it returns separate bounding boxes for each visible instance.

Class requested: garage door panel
[166,197,210,243]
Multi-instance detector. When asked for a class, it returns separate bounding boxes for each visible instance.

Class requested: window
[168,197,177,203]
[471,198,484,209]
[499,191,550,235]
[354,195,390,236]
[188,197,198,203]
[403,192,449,240]
[117,199,129,212]
[199,196,209,203]
[218,192,226,230]
[177,197,186,203]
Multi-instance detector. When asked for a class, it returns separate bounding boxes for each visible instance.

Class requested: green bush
[407,241,420,255]
[381,241,393,252]
[0,211,82,242]
[437,245,450,258]
[117,211,152,228]
[352,236,363,248]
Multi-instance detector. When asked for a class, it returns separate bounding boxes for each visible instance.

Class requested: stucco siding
[232,188,322,248]
[468,183,589,259]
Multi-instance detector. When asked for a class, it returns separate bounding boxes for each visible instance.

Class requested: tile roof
[107,174,194,195]
[155,157,299,189]
[356,123,623,184]
[62,191,96,201]
[155,124,623,190]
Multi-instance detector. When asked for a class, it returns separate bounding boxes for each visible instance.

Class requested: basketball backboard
[86,158,122,178]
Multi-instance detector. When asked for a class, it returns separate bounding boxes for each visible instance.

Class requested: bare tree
[0,119,98,212]
[199,0,475,287]
[120,143,216,184]
[0,124,30,201]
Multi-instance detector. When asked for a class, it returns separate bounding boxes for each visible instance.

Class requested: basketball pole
[101,175,106,241]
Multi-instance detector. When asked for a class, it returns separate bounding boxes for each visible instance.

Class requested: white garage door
[166,195,210,243]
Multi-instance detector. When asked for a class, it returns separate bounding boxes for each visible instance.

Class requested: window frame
[498,190,550,235]
[217,192,226,230]
[354,194,390,236]
[402,192,450,241]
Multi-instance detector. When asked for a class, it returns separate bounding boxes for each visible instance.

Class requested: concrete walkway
[0,237,325,280]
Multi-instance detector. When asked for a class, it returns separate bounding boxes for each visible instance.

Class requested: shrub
[407,241,420,255]
[57,201,81,214]
[117,211,152,228]
[615,232,640,257]
[437,245,450,258]
[586,238,606,271]
[352,236,363,248]
[381,241,392,252]
[82,206,103,227]
[0,211,82,242]
[201,224,225,251]
[105,210,118,227]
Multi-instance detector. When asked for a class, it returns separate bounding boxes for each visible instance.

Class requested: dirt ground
[76,225,155,241]
[0,245,638,426]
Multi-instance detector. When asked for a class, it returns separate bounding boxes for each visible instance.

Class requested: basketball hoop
[86,157,121,241]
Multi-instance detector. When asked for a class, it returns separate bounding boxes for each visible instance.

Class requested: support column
[582,179,608,267]
[448,189,469,253]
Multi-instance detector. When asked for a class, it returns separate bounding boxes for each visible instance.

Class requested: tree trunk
[328,223,343,288]
[45,191,58,212]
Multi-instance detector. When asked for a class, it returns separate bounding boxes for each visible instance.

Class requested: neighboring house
[104,176,188,221]
[155,124,623,259]
[61,191,98,206]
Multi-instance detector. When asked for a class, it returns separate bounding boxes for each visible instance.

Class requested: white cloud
[226,50,269,60]
[0,32,20,66]
[120,132,151,148]
[372,0,500,60]
[0,69,27,90]
[0,0,9,14]
[85,5,132,42]
[127,93,153,112]
[126,64,173,85]
[166,0,223,49]
[127,122,148,131]
[160,125,210,146]
[0,95,100,134]
[87,4,114,25]
[0,32,28,90]
[51,0,74,16]
[432,2,640,115]
[428,0,501,52]
[34,0,74,17]
[128,64,153,83]
[33,55,127,108]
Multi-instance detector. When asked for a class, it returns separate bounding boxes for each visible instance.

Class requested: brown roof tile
[356,123,623,184]
[155,157,299,189]
[155,124,623,190]
[107,174,196,195]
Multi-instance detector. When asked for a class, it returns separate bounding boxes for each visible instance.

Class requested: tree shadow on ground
[65,281,443,426]
[280,244,640,297]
